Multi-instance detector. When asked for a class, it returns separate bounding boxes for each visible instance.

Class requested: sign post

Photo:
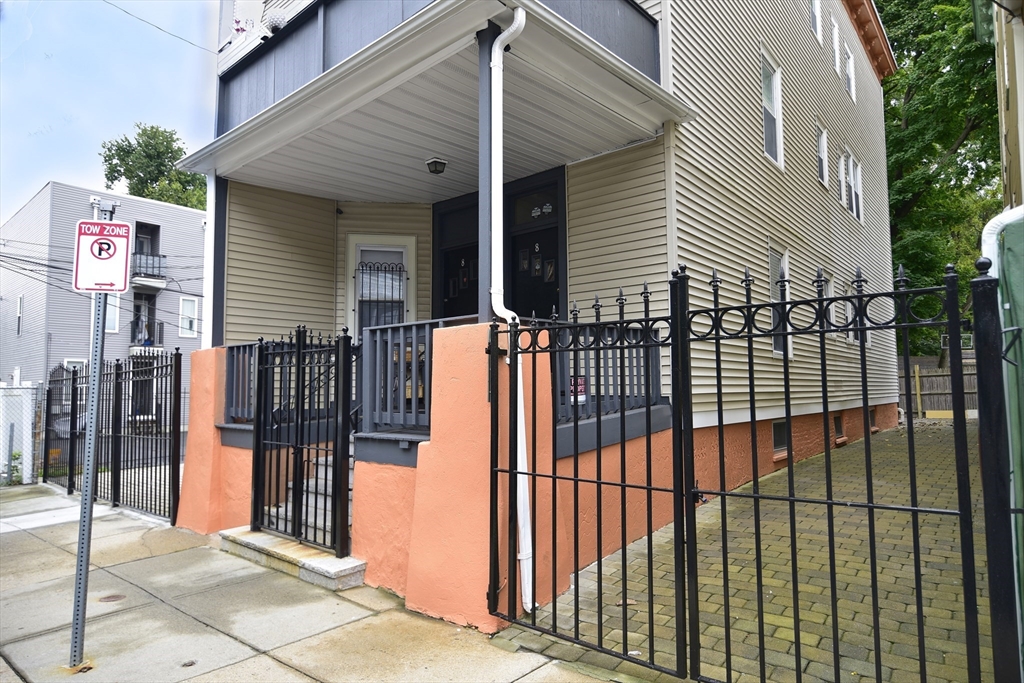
[68,200,126,669]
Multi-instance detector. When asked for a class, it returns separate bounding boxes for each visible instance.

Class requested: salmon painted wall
[347,322,899,631]
[176,347,253,535]
[351,461,417,593]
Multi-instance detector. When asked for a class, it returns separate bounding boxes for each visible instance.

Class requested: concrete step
[220,526,365,591]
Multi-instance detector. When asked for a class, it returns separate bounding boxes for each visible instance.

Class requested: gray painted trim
[555,403,672,459]
[213,177,228,347]
[354,433,423,467]
[218,423,253,449]
[477,22,500,323]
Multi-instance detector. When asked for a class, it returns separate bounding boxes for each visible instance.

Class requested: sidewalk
[0,485,624,683]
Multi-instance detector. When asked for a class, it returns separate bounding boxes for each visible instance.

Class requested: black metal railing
[252,326,353,556]
[225,343,257,423]
[131,317,164,347]
[360,315,475,433]
[131,253,167,278]
[489,264,1018,683]
[43,350,182,522]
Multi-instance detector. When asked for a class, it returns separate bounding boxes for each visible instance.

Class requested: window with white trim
[64,359,86,373]
[16,295,23,335]
[105,294,119,333]
[838,152,847,204]
[769,247,789,355]
[844,43,856,100]
[843,153,862,219]
[832,19,841,73]
[810,0,822,41]
[816,125,828,186]
[761,53,783,166]
[178,297,198,338]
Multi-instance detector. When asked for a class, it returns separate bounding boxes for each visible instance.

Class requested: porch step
[219,526,365,591]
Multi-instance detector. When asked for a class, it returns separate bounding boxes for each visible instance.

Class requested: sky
[0,0,218,224]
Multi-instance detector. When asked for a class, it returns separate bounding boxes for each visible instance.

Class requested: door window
[355,247,406,334]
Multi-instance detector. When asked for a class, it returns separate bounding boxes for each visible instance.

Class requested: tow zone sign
[72,221,131,293]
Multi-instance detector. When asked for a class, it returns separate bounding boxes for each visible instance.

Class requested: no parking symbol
[73,221,131,292]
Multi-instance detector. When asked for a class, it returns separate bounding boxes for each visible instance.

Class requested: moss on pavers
[513,631,560,653]
[542,642,589,662]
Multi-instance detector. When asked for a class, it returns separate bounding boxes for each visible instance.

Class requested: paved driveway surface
[497,421,993,683]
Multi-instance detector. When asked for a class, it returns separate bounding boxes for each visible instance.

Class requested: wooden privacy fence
[898,362,978,417]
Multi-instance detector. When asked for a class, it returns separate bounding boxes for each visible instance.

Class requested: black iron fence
[252,327,352,556]
[225,343,257,423]
[489,264,1022,683]
[42,350,182,522]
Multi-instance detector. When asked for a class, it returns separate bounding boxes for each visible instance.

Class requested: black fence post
[68,367,79,496]
[111,360,123,507]
[251,339,266,532]
[333,332,352,558]
[292,326,307,539]
[169,349,182,526]
[972,257,1023,683]
[669,265,693,679]
[42,386,53,483]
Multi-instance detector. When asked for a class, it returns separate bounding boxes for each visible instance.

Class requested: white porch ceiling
[228,45,654,203]
[182,0,696,205]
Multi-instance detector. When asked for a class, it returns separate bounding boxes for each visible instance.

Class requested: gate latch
[1003,326,1022,366]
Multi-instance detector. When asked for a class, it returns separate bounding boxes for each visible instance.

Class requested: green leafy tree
[876,0,1001,354]
[101,124,206,210]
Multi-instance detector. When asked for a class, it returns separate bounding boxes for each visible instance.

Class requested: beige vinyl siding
[566,139,668,319]
[224,181,336,344]
[667,0,897,419]
[336,202,432,328]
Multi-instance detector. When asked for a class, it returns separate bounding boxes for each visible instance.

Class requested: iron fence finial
[945,263,956,276]
[710,269,721,289]
[571,300,579,323]
[550,305,558,321]
[741,266,754,287]
[975,257,992,277]
[896,264,909,290]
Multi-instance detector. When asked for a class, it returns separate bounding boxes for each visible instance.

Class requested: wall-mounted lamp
[425,157,448,175]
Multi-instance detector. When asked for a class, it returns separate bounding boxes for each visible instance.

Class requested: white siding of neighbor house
[666,0,897,419]
[335,202,432,330]
[224,181,336,344]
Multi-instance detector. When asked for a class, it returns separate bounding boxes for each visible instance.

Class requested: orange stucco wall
[348,322,900,632]
[351,461,417,593]
[176,347,253,535]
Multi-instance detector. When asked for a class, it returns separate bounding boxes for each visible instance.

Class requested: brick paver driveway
[497,421,993,683]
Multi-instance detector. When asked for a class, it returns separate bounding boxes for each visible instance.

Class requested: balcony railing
[131,254,167,279]
[130,318,164,347]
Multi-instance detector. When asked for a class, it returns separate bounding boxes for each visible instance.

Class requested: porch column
[477,23,501,323]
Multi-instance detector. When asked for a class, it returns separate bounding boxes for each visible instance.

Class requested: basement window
[833,413,844,437]
[772,420,788,451]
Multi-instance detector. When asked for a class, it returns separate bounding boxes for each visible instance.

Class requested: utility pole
[68,197,120,668]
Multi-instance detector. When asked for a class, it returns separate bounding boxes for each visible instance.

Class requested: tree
[101,124,206,210]
[876,0,1001,354]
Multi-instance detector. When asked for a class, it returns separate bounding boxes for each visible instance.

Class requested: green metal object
[982,205,1024,673]
[973,0,996,44]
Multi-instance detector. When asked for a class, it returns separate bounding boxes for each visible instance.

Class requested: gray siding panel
[220,56,276,134]
[324,0,403,70]
[541,0,659,81]
[0,184,53,386]
[274,18,322,101]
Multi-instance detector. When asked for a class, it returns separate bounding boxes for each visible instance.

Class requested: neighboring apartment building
[0,182,205,397]
[183,0,897,438]
[994,0,1023,208]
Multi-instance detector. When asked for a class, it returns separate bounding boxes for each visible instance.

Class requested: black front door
[432,168,566,320]
[441,244,478,319]
[508,226,559,319]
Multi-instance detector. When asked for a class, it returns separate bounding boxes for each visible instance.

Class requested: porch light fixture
[425,157,448,175]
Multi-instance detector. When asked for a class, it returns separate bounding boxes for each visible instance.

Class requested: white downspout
[489,7,533,614]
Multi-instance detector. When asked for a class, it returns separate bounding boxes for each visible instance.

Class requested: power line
[1,261,206,335]
[100,0,216,55]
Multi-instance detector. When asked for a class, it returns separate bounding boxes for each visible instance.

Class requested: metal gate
[42,351,183,522]
[489,263,1021,682]
[251,326,353,557]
